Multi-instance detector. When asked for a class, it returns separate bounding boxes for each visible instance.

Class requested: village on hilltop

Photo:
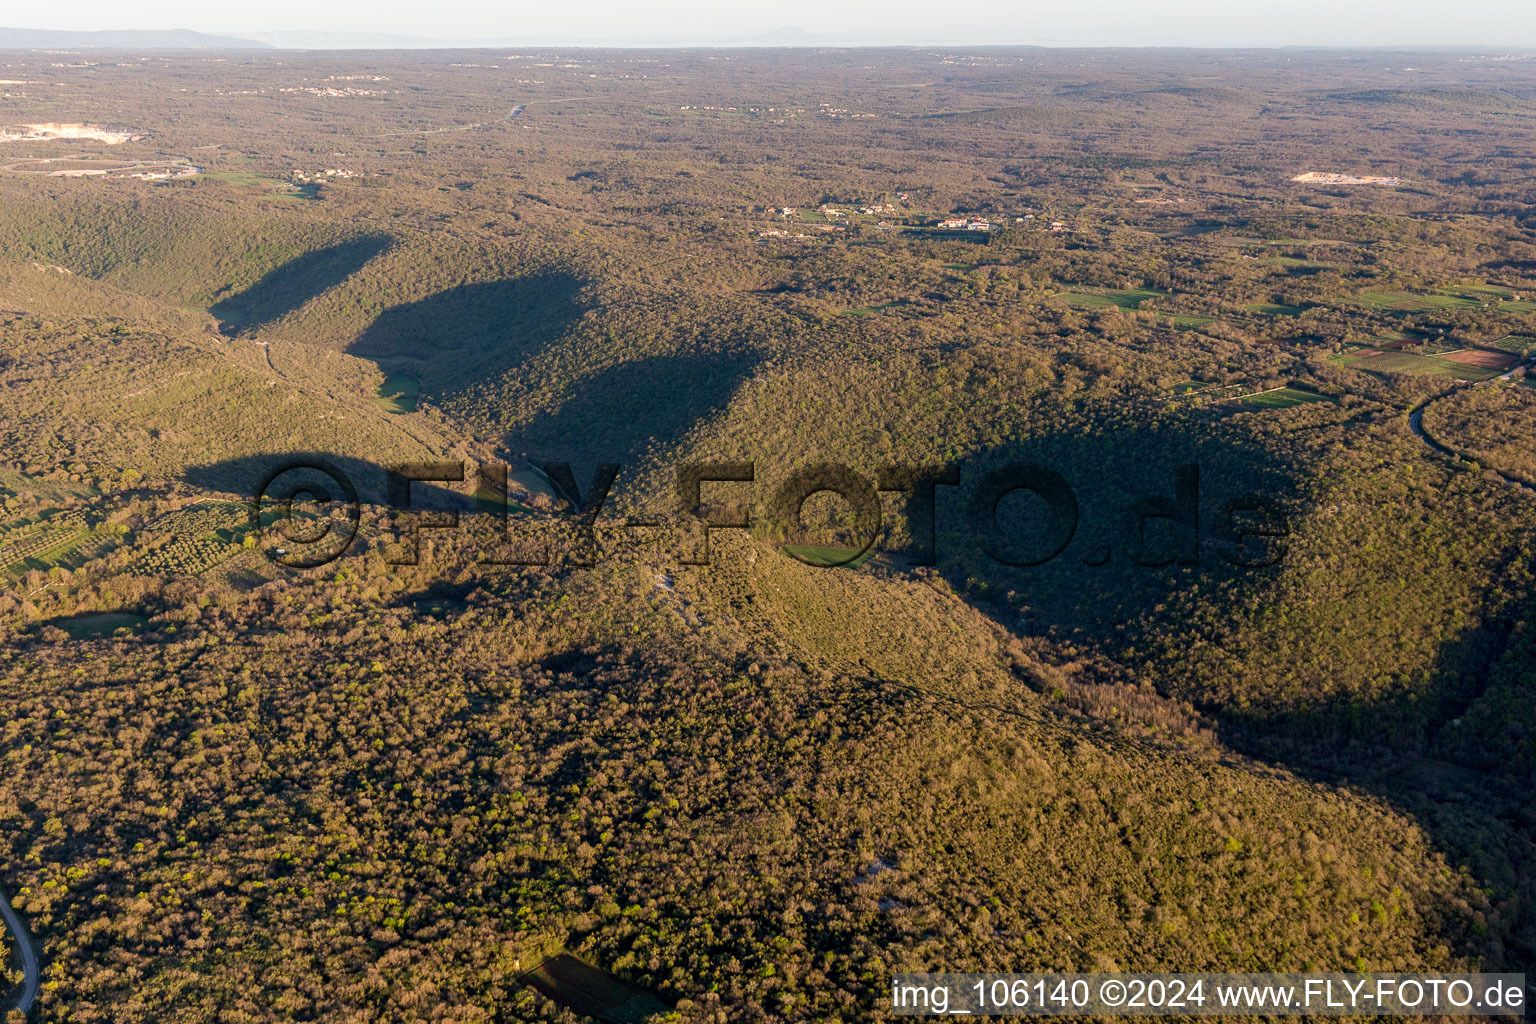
[757,193,1043,241]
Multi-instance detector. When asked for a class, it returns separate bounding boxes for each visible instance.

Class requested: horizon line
[2,26,1535,51]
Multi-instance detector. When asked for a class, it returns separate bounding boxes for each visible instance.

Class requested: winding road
[0,883,39,1016]
[1408,388,1536,496]
[1409,385,1536,1007]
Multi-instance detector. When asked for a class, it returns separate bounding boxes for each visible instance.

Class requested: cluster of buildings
[817,103,875,119]
[290,168,359,183]
[938,217,996,232]
[679,105,804,114]
[765,196,1052,237]
[279,86,394,98]
[127,165,200,180]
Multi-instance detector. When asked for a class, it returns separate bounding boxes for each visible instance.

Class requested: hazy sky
[14,0,1536,47]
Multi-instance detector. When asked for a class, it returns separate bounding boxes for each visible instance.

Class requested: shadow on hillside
[926,410,1534,972]
[929,417,1298,643]
[183,452,470,510]
[345,276,753,484]
[503,352,759,476]
[347,272,589,394]
[211,234,393,333]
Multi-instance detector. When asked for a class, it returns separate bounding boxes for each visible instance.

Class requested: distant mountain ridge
[241,30,460,49]
[0,27,271,49]
[739,26,844,46]
[0,23,865,51]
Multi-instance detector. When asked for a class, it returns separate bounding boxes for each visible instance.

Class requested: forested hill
[0,45,1534,1021]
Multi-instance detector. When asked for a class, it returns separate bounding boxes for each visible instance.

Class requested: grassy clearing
[1165,313,1217,329]
[1060,286,1166,310]
[1258,256,1328,271]
[520,953,668,1023]
[1244,302,1307,316]
[1238,386,1335,409]
[198,171,317,201]
[838,301,906,316]
[374,373,421,414]
[52,611,149,638]
[268,182,322,201]
[1171,380,1212,395]
[780,544,877,568]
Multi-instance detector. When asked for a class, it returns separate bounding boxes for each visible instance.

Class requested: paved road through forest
[0,882,39,1016]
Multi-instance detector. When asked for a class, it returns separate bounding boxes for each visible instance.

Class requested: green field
[374,373,421,414]
[1443,285,1536,312]
[1165,313,1217,329]
[1244,302,1307,316]
[780,544,878,568]
[1238,386,1335,409]
[1335,350,1508,382]
[1171,379,1212,395]
[1060,286,1166,310]
[1354,290,1481,313]
[1450,284,1514,300]
[1349,284,1536,315]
